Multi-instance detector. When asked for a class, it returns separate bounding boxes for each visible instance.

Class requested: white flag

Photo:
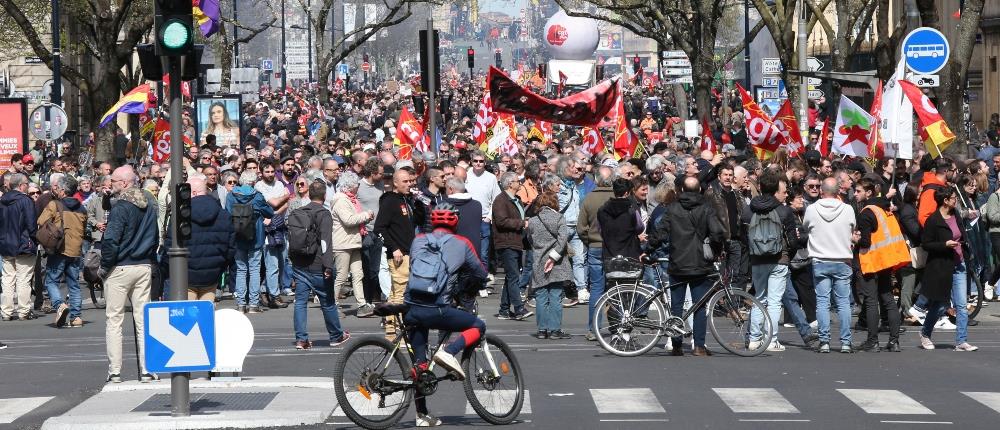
[879,59,914,159]
[832,95,875,157]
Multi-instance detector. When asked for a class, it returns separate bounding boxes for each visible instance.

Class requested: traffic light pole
[166,55,191,418]
[425,17,437,155]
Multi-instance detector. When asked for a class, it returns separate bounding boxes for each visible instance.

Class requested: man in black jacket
[374,168,417,339]
[648,177,726,356]
[853,178,902,352]
[598,178,642,260]
[289,182,350,350]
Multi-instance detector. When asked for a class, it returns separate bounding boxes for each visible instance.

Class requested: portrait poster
[0,99,29,172]
[195,94,242,149]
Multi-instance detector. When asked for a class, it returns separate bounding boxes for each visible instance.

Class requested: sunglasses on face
[296,182,308,187]
[472,159,485,164]
[226,180,237,185]
[28,191,40,196]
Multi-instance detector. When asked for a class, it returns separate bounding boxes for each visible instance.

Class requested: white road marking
[962,392,1000,414]
[713,388,800,413]
[589,388,665,414]
[0,396,54,424]
[837,389,935,415]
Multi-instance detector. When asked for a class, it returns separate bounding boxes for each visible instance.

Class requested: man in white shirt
[464,151,501,273]
[255,159,292,304]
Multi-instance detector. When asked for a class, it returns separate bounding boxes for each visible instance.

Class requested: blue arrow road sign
[901,27,949,75]
[262,59,274,71]
[144,301,216,373]
[337,63,350,77]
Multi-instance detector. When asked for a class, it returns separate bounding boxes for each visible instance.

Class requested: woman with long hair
[203,102,240,148]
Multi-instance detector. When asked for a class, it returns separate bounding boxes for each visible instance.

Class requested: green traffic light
[161,20,191,49]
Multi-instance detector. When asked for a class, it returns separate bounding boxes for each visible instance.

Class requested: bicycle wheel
[333,335,413,430]
[462,334,524,425]
[967,263,985,320]
[592,285,666,357]
[707,287,772,357]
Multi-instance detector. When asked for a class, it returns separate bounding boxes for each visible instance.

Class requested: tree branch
[0,0,91,89]
[720,19,766,65]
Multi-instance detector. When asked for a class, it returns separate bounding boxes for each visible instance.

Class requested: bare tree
[213,0,278,92]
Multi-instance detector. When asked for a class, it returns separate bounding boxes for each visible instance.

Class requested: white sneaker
[748,340,765,351]
[986,284,995,301]
[432,350,465,380]
[908,305,927,319]
[954,342,979,352]
[934,318,956,330]
[416,413,442,427]
[809,320,818,329]
[578,289,590,304]
[919,334,935,350]
[767,340,785,352]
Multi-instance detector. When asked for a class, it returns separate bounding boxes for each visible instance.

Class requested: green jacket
[980,191,1000,234]
[577,186,614,248]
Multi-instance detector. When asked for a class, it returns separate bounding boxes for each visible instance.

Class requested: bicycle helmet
[429,202,460,230]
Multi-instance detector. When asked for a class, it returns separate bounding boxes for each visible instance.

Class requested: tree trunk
[217,25,234,93]
[691,56,713,122]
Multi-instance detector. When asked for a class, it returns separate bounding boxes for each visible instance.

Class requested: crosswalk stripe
[837,389,935,415]
[464,390,530,415]
[713,388,800,413]
[962,392,1000,414]
[0,396,53,424]
[589,388,665,414]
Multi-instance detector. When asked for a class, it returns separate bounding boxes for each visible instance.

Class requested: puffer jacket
[162,195,236,286]
[100,187,159,270]
[38,197,88,257]
[330,192,369,251]
[0,190,38,256]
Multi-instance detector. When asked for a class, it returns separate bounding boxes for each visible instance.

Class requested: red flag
[773,100,804,157]
[488,66,619,127]
[395,106,425,159]
[151,116,193,163]
[899,80,956,157]
[818,117,832,158]
[700,117,716,154]
[580,127,607,155]
[539,120,553,142]
[557,70,568,97]
[736,83,781,160]
[613,92,640,159]
[472,82,496,145]
[868,80,885,158]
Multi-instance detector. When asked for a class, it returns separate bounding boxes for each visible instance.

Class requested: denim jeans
[567,230,586,292]
[281,241,293,292]
[263,245,284,296]
[812,260,853,345]
[586,247,605,326]
[670,277,711,348]
[479,221,492,272]
[291,266,345,342]
[404,305,485,363]
[519,249,534,294]
[360,234,385,303]
[921,262,969,344]
[535,284,564,332]
[497,248,524,315]
[235,247,263,306]
[725,239,750,287]
[781,276,812,338]
[44,254,83,319]
[750,263,789,341]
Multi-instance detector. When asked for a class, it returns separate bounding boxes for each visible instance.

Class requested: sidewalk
[40,377,336,430]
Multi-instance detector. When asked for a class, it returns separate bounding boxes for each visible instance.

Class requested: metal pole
[426,17,437,155]
[233,0,239,63]
[167,56,191,418]
[744,0,752,89]
[797,0,809,139]
[307,0,313,83]
[281,0,287,93]
[50,0,61,106]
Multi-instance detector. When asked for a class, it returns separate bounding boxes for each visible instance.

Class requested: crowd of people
[2,81,999,380]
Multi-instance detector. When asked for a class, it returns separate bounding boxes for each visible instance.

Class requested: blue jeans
[479,221,492,272]
[750,263,788,341]
[281,241,293,292]
[263,245,284,296]
[812,260,853,345]
[782,276,812,338]
[921,262,970,344]
[586,248,605,327]
[235,247,263,306]
[519,249,534,294]
[535,284,564,332]
[567,230,586,291]
[670,277,711,348]
[497,248,524,315]
[291,266,345,342]
[44,254,82,319]
[404,305,485,362]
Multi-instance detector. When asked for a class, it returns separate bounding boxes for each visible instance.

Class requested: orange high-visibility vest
[858,205,911,274]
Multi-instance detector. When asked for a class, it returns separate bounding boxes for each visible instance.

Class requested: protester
[330,171,376,317]
[38,175,88,327]
[0,174,38,321]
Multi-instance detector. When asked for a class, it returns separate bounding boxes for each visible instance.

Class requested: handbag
[907,240,927,269]
[37,200,65,254]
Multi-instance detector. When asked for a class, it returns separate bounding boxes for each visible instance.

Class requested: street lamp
[280,0,287,92]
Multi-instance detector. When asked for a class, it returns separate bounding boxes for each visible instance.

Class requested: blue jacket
[162,195,236,286]
[0,190,38,256]
[225,185,274,250]
[100,187,159,270]
[404,229,487,308]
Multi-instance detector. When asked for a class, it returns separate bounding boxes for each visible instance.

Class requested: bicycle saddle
[373,303,410,317]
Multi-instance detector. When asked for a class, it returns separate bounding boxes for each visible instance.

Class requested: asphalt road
[3,290,1000,430]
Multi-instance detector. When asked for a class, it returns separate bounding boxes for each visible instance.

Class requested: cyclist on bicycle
[404,202,488,426]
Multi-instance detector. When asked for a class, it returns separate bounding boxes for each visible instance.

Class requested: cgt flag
[488,66,619,127]
[580,127,607,156]
[472,82,497,145]
[736,83,780,160]
[773,100,804,157]
[700,117,716,155]
[394,106,425,159]
[898,80,955,158]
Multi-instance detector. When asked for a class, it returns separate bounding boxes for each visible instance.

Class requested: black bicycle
[333,303,524,429]
[592,255,774,357]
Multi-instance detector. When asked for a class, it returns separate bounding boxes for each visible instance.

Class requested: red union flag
[736,83,780,160]
[472,83,496,145]
[700,116,716,154]
[773,100,804,157]
[581,127,607,155]
[395,106,425,159]
[151,116,193,163]
[899,80,955,157]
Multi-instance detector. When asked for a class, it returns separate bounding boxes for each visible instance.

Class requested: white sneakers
[578,289,590,304]
[748,340,765,351]
[934,318,957,330]
[954,342,979,352]
[919,334,935,350]
[416,413,442,427]
[908,306,927,321]
[986,284,996,301]
[432,350,465,380]
[767,340,785,352]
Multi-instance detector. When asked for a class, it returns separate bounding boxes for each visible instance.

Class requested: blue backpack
[408,234,451,296]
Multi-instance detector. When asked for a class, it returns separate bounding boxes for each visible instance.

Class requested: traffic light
[467,48,475,69]
[363,53,369,63]
[154,0,195,57]
[595,64,605,81]
[418,29,441,92]
[537,63,546,78]
[632,56,641,74]
[495,50,502,68]
[173,183,192,242]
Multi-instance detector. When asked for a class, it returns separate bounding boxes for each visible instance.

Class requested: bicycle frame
[607,258,733,331]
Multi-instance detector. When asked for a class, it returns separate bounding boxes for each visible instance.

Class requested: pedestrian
[577,166,615,341]
[330,171,376,317]
[556,155,588,305]
[803,177,857,353]
[357,159,385,308]
[492,172,532,321]
[255,159,292,306]
[919,187,978,351]
[0,173,38,322]
[288,181,351,350]
[526,186,571,339]
[374,168,417,340]
[99,166,159,383]
[444,177,485,311]
[226,170,275,313]
[161,173,235,303]
[38,175,88,327]
[465,151,501,280]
